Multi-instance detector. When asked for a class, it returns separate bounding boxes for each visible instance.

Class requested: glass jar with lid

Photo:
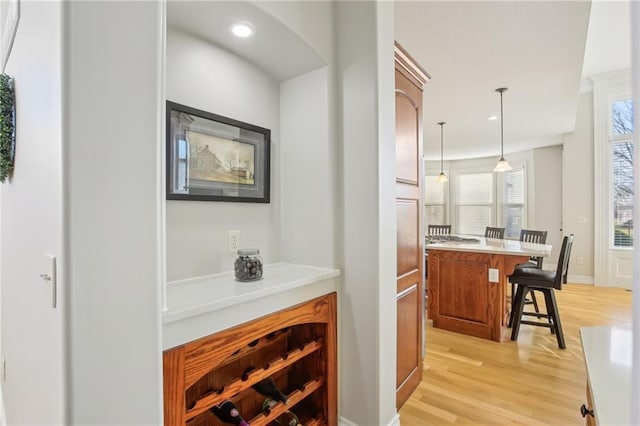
[234,248,263,282]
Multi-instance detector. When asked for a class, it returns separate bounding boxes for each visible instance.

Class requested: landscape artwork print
[186,130,255,186]
[166,100,270,203]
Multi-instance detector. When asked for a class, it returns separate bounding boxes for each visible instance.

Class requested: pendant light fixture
[493,87,512,172]
[436,121,449,183]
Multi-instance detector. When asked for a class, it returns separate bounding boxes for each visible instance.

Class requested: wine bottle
[252,377,288,404]
[262,397,277,412]
[274,411,299,426]
[210,400,249,426]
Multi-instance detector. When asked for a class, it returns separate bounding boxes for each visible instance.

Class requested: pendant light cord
[495,87,508,160]
[438,121,446,173]
[500,90,504,158]
[493,87,511,172]
[440,124,444,172]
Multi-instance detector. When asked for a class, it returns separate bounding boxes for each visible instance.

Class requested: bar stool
[425,225,451,278]
[484,226,505,239]
[509,235,574,349]
[508,229,548,327]
[427,224,451,236]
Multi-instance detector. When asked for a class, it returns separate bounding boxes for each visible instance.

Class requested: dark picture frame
[166,101,270,203]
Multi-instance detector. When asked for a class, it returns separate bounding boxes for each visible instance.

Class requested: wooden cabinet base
[427,250,528,342]
[583,382,596,426]
[163,293,337,426]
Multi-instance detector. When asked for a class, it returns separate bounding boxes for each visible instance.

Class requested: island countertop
[426,235,552,258]
[163,263,340,349]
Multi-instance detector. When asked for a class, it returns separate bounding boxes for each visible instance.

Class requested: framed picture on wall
[166,101,270,203]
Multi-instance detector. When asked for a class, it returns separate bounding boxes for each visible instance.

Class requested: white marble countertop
[163,263,340,349]
[580,325,633,426]
[426,235,552,258]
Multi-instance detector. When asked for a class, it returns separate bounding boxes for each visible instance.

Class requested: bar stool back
[484,226,505,239]
[509,234,574,349]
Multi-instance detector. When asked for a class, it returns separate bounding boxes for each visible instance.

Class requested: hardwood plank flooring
[399,284,632,425]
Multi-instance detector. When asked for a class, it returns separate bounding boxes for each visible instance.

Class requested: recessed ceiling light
[487,115,498,121]
[230,21,255,38]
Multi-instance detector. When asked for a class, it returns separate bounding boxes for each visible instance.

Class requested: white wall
[256,1,334,65]
[375,2,399,424]
[532,145,563,266]
[64,1,163,423]
[280,67,337,267]
[0,2,64,423]
[165,28,281,281]
[337,2,397,425]
[562,92,595,281]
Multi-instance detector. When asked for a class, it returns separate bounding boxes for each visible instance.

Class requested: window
[454,172,494,235]
[611,99,634,247]
[450,167,526,237]
[425,175,447,226]
[501,168,525,239]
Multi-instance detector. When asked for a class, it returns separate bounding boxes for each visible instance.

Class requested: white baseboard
[387,413,401,426]
[339,417,357,426]
[567,275,594,285]
[339,413,400,426]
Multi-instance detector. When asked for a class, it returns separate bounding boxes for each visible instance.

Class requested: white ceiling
[167,1,325,82]
[167,1,631,162]
[395,1,600,161]
[395,1,590,160]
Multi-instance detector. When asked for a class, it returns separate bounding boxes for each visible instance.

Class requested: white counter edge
[163,264,340,324]
[162,263,341,349]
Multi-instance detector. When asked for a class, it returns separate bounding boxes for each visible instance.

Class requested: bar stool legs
[542,289,565,349]
[510,286,566,349]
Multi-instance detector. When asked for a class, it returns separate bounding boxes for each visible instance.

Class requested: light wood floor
[399,284,633,425]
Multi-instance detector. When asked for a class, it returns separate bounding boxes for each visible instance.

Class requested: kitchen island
[427,236,551,341]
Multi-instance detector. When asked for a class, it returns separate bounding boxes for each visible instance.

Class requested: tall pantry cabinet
[394,42,429,409]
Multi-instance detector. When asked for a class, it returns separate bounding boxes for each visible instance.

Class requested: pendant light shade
[436,121,449,183]
[493,87,512,172]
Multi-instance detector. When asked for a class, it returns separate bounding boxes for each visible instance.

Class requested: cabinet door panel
[396,284,420,405]
[397,198,420,281]
[395,92,420,185]
[438,258,488,322]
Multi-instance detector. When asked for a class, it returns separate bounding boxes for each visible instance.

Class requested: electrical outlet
[488,268,499,283]
[228,230,240,253]
[576,256,584,265]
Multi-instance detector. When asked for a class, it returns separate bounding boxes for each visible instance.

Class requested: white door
[594,83,634,290]
[607,250,633,289]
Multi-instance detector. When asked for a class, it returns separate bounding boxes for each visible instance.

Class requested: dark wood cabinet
[163,293,337,425]
[394,42,429,409]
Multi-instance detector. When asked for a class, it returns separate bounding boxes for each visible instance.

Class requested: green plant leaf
[0,73,16,183]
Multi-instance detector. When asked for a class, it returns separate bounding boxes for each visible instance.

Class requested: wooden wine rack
[163,293,337,426]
